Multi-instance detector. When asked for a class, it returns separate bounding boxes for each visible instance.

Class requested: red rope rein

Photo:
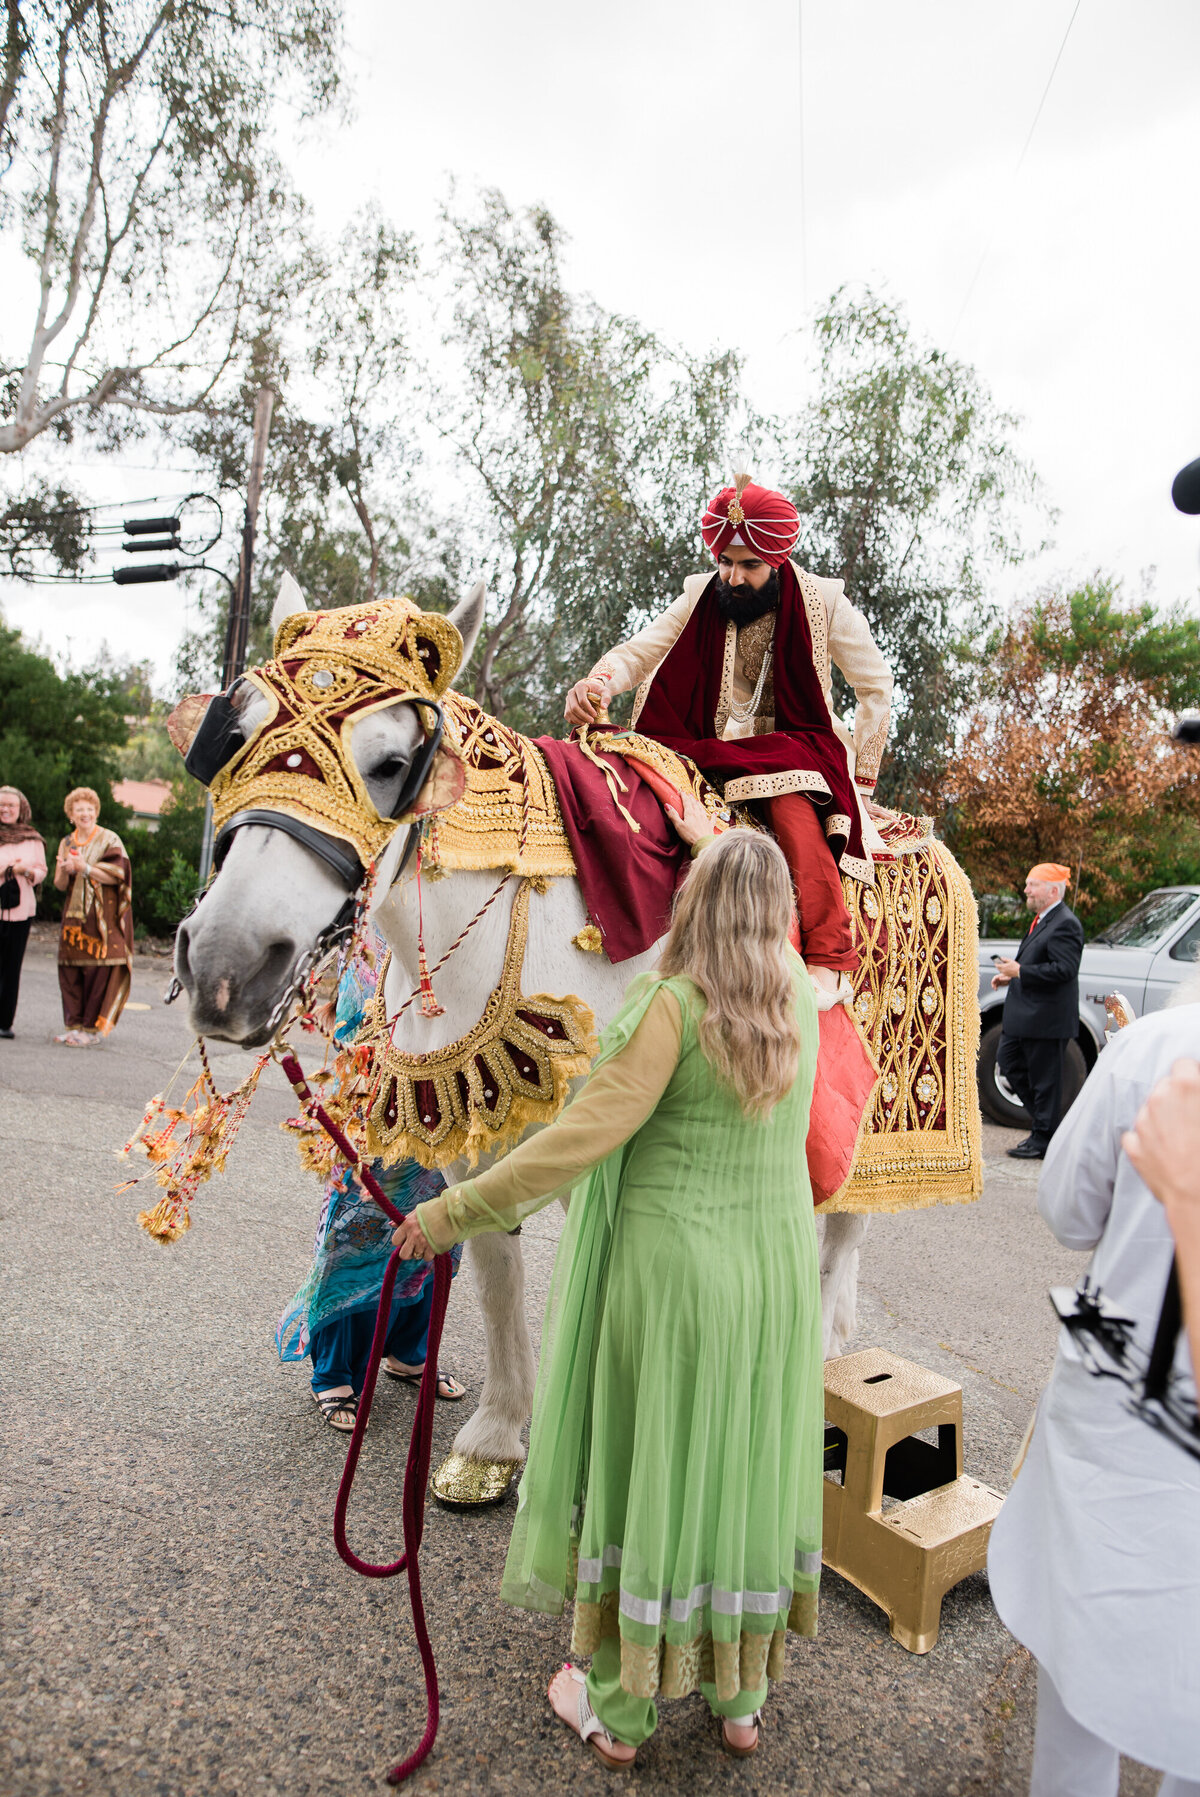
[279,1050,451,1786]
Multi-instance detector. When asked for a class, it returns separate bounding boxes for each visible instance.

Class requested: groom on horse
[564,475,893,1003]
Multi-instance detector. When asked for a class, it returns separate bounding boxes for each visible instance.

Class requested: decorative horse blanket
[410,698,980,1216]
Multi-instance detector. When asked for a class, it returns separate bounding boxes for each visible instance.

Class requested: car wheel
[978,1021,1028,1126]
[976,1022,1089,1129]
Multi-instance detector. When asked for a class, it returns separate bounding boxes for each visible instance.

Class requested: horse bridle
[169,696,445,1031]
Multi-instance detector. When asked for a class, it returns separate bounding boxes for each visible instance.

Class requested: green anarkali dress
[415,959,823,1740]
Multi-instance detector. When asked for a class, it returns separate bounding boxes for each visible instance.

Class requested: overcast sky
[6,0,1200,687]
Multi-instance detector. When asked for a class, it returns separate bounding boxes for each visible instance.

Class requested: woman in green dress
[393,824,823,1765]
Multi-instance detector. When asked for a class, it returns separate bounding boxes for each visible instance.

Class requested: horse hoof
[431,1451,519,1510]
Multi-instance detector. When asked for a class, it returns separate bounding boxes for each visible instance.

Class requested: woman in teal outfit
[393,824,824,1765]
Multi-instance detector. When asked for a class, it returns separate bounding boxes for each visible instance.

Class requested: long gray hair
[658,829,801,1118]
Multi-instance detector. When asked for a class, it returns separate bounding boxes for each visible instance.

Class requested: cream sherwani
[588,561,893,854]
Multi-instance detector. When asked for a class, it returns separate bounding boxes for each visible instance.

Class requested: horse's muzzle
[175,917,300,1046]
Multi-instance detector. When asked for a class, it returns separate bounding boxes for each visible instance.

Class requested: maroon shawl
[635,563,866,874]
[535,735,689,961]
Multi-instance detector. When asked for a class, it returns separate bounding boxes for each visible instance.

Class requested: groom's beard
[714,568,780,626]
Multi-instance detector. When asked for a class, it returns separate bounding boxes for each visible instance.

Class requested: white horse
[175,582,866,1496]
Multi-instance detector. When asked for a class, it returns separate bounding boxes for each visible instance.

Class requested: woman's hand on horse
[564,678,612,727]
[664,790,713,847]
[392,1214,434,1261]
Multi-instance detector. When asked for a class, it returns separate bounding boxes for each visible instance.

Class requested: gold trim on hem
[424,694,577,881]
[570,1589,817,1704]
[825,836,983,1215]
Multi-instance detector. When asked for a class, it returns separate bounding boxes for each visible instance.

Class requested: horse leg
[447,1230,536,1467]
[817,1212,871,1358]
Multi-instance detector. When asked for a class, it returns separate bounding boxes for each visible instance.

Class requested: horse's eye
[372,756,407,781]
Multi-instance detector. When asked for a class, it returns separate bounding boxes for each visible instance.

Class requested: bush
[124,782,206,938]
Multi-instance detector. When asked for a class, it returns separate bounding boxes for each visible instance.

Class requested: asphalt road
[0,941,1163,1796]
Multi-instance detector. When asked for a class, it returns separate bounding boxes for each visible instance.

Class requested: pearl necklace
[728,645,773,726]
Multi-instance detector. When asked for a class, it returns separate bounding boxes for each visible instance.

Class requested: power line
[949,0,1083,345]
[0,489,210,523]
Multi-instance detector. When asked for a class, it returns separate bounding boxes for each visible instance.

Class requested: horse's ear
[269,571,309,641]
[445,580,486,667]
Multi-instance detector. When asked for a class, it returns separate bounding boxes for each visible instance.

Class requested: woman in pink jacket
[0,785,47,1039]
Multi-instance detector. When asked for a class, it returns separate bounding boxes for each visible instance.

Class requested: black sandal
[312,1388,359,1433]
[382,1360,466,1402]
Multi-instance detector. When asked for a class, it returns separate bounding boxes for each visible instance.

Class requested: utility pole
[221,385,275,689]
[199,385,275,887]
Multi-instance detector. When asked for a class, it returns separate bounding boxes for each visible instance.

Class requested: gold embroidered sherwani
[589,561,893,798]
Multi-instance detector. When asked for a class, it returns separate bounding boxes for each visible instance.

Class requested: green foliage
[435,190,745,734]
[1023,579,1200,710]
[123,782,207,937]
[781,288,1044,807]
[0,624,130,853]
[176,189,744,736]
[176,209,434,686]
[119,711,183,783]
[0,623,204,935]
[0,0,343,459]
[943,579,1200,934]
[0,482,89,576]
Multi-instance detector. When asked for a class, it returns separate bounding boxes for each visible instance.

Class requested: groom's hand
[565,678,611,727]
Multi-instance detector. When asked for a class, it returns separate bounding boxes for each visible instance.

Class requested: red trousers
[766,792,859,972]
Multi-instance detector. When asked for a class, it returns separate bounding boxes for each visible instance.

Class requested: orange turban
[1029,863,1071,883]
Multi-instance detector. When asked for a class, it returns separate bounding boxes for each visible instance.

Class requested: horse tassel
[414,840,445,1018]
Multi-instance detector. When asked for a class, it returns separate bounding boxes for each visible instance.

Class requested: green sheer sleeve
[414,985,683,1251]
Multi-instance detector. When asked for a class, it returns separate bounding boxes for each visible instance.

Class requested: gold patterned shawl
[58,826,134,965]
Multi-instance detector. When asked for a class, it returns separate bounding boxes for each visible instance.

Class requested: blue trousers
[309,1279,433,1395]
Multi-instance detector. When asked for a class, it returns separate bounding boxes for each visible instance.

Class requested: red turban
[700,475,801,569]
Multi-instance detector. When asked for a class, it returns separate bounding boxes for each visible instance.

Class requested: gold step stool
[822,1347,1003,1653]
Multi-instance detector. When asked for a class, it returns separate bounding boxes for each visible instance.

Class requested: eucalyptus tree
[781,288,1044,808]
[0,0,342,461]
[175,208,444,687]
[434,189,745,734]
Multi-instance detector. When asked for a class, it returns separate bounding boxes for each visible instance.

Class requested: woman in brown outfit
[53,787,134,1046]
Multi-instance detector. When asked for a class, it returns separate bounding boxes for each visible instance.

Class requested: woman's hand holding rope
[392,1213,435,1261]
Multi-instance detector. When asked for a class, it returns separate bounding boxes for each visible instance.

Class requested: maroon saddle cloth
[533,734,691,963]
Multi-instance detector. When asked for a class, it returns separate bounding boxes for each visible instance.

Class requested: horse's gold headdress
[170,598,465,870]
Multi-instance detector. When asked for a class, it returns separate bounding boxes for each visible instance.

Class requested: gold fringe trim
[61,920,104,960]
[361,881,598,1171]
[210,597,464,867]
[423,695,578,880]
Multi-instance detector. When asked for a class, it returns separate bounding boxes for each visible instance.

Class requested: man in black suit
[991,862,1085,1160]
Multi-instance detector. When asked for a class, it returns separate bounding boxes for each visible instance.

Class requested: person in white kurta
[987,1004,1200,1797]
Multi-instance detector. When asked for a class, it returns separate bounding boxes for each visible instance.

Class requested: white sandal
[721,1709,763,1757]
[550,1665,635,1769]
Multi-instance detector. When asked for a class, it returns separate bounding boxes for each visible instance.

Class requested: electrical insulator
[112,563,180,585]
